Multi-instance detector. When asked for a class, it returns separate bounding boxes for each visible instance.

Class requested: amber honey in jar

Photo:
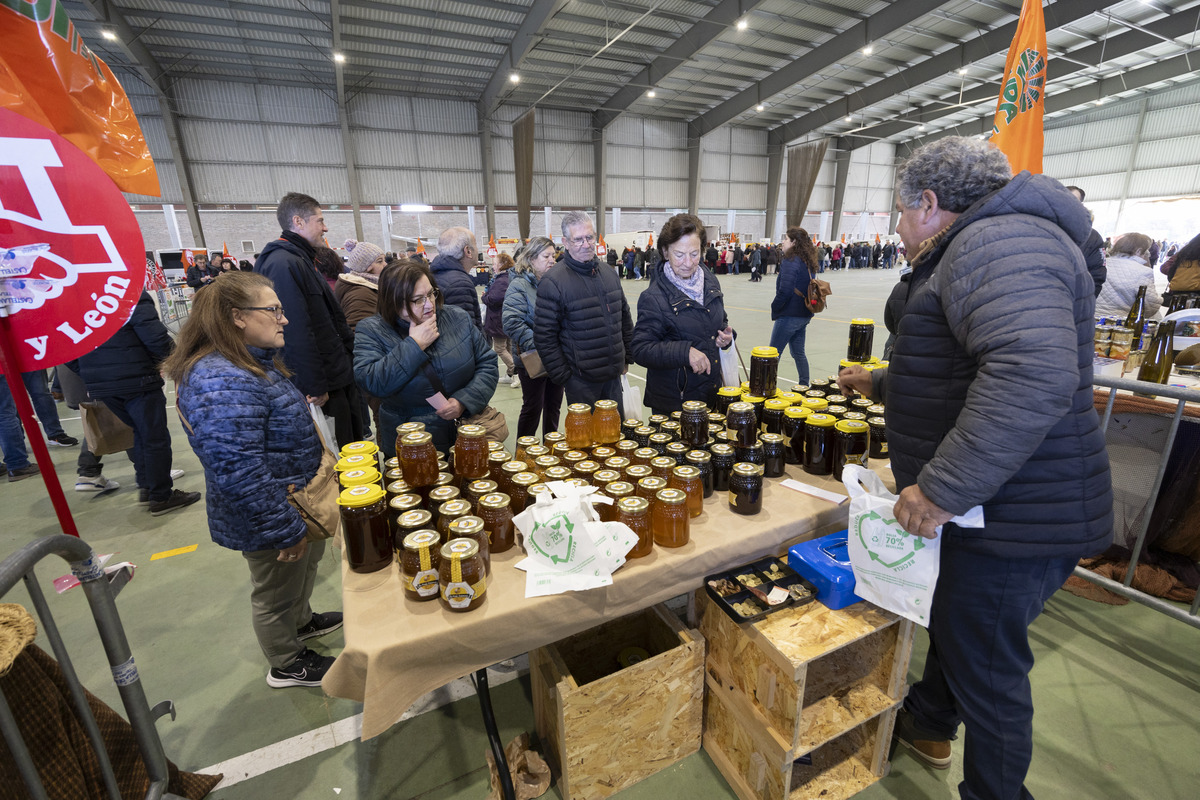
[592,399,621,443]
[760,433,786,478]
[848,318,876,363]
[715,386,742,415]
[749,346,780,398]
[420,473,454,510]
[665,442,690,465]
[631,426,654,447]
[476,492,515,554]
[384,456,400,472]
[803,413,838,476]
[625,464,653,486]
[437,498,472,541]
[631,447,658,468]
[453,425,488,479]
[636,476,668,508]
[649,456,677,480]
[338,485,392,573]
[614,439,639,458]
[527,483,553,508]
[602,456,630,475]
[395,508,434,549]
[761,398,789,436]
[728,462,764,516]
[567,460,596,483]
[669,465,704,518]
[735,440,764,468]
[833,419,870,477]
[447,515,491,575]
[589,446,615,463]
[783,406,809,465]
[592,468,622,489]
[509,472,540,513]
[531,455,560,479]
[498,460,529,497]
[564,404,593,449]
[685,450,714,498]
[399,431,439,488]
[389,495,424,539]
[439,539,486,612]
[393,422,425,460]
[647,414,668,430]
[867,416,888,459]
[648,432,672,455]
[710,443,735,491]
[514,436,538,462]
[616,496,653,559]
[652,488,691,547]
[401,530,441,601]
[562,450,589,470]
[464,479,498,508]
[725,402,758,447]
[427,485,461,526]
[551,441,572,457]
[488,450,510,476]
[660,420,682,441]
[340,466,382,490]
[544,466,574,483]
[523,445,550,467]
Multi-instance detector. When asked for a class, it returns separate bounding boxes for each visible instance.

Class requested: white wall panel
[192,164,275,203]
[609,146,645,176]
[349,93,417,130]
[269,166,350,205]
[700,181,729,209]
[411,97,476,134]
[643,149,687,180]
[1130,165,1200,199]
[174,80,259,120]
[353,129,417,168]
[124,161,183,205]
[606,116,644,146]
[644,119,688,150]
[182,121,268,162]
[609,177,645,208]
[729,183,766,209]
[1141,106,1200,141]
[1135,136,1200,171]
[265,125,344,165]
[730,153,767,183]
[645,180,686,209]
[256,84,337,124]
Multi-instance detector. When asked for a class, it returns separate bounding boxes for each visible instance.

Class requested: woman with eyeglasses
[164,271,342,690]
[502,236,564,438]
[631,214,734,415]
[353,259,498,457]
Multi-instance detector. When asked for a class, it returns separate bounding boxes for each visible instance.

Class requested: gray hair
[514,236,555,274]
[896,137,1011,213]
[560,211,594,238]
[437,226,475,259]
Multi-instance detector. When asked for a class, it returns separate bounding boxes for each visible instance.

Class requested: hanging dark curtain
[513,109,536,240]
[785,139,828,229]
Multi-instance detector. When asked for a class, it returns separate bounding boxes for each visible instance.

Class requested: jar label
[413,569,439,597]
[879,442,888,454]
[845,453,868,466]
[443,577,486,608]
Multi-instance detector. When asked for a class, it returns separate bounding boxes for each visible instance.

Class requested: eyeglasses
[409,288,440,306]
[568,234,596,246]
[237,306,284,320]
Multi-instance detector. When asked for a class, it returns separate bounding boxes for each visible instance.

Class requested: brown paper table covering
[323,471,855,740]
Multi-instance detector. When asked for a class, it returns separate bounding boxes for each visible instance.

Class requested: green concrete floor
[3,268,1198,799]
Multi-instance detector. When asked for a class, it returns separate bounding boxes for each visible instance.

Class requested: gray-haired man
[534,211,634,414]
[429,226,482,329]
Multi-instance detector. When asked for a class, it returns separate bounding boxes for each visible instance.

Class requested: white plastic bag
[620,374,643,422]
[842,465,941,626]
[309,402,338,456]
[719,343,740,388]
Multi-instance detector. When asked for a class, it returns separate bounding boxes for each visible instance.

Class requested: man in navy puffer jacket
[534,211,634,415]
[839,137,1112,800]
[429,227,483,329]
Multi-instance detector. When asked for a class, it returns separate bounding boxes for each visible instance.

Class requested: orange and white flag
[989,0,1047,175]
[1,4,160,195]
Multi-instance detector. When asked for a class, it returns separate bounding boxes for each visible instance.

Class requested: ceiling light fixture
[333,52,345,63]
[756,103,765,112]
[862,45,873,55]
[509,72,520,83]
[957,67,968,75]
[102,29,118,41]
[918,124,926,130]
[736,18,748,31]
[647,90,656,98]
[845,116,853,123]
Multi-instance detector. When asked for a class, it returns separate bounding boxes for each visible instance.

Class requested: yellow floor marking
[151,544,198,560]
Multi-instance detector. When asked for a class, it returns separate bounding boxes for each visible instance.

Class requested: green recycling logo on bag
[529,512,576,565]
[852,510,927,570]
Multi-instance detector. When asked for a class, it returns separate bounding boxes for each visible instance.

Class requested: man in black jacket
[534,211,634,415]
[185,252,219,290]
[255,192,363,447]
[429,227,483,329]
[70,292,199,516]
[1065,186,1107,297]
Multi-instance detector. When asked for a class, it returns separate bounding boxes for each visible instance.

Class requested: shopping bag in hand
[620,374,643,423]
[719,343,740,388]
[309,402,338,456]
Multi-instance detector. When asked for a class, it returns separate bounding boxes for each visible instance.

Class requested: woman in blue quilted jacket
[165,271,342,690]
[354,260,498,457]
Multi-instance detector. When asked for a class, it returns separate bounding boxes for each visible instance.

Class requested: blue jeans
[769,316,811,385]
[905,546,1078,800]
[0,378,31,471]
[22,369,66,439]
[100,390,174,501]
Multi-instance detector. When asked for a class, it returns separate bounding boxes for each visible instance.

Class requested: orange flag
[646,233,654,248]
[990,0,1047,175]
[1,4,160,195]
[415,238,426,255]
[222,242,232,261]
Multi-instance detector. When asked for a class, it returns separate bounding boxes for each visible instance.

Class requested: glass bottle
[647,414,668,430]
[1135,320,1176,393]
[632,426,655,447]
[398,431,439,489]
[749,345,780,398]
[592,469,623,489]
[759,433,786,478]
[614,439,639,458]
[393,421,425,461]
[803,413,838,476]
[631,447,658,467]
[565,403,593,449]
[665,442,690,465]
[497,460,529,498]
[709,443,735,491]
[388,494,423,536]
[685,450,714,498]
[761,398,789,436]
[562,450,589,470]
[616,496,653,559]
[514,436,538,462]
[728,462,764,515]
[1124,285,1148,352]
[447,515,491,575]
[648,432,673,455]
[338,485,392,573]
[783,406,809,465]
[725,402,758,447]
[427,486,461,526]
[339,466,382,490]
[636,476,668,509]
[400,530,441,601]
[715,386,742,415]
[465,478,498,508]
[652,488,690,547]
[591,445,617,462]
[592,399,622,444]
[833,420,870,477]
[508,472,540,514]
[649,455,676,480]
[625,464,653,485]
[439,539,486,612]
[669,465,704,518]
[544,466,574,483]
[572,460,601,482]
[847,318,876,362]
[437,498,472,541]
[395,508,434,550]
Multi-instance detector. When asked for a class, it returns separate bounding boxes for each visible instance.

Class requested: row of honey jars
[562,400,623,449]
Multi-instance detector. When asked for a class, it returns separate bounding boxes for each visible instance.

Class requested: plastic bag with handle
[620,374,643,423]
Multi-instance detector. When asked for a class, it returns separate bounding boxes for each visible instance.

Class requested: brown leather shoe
[892,708,953,769]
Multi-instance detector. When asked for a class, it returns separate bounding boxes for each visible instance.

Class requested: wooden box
[530,604,705,800]
[699,591,914,800]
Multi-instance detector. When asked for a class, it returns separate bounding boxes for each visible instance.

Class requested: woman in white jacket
[1095,232,1163,320]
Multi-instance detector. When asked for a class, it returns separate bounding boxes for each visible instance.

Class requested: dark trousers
[563,374,624,419]
[324,384,365,449]
[76,437,133,478]
[904,545,1078,800]
[516,365,565,439]
[101,390,173,502]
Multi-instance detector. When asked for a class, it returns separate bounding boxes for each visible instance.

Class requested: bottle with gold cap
[477,493,515,553]
[398,431,439,488]
[593,399,622,444]
[564,403,593,449]
[803,413,838,476]
[652,488,691,547]
[447,515,490,575]
[749,345,780,398]
[338,484,392,573]
[833,419,870,477]
[439,539,486,612]
[616,496,653,558]
[400,530,441,601]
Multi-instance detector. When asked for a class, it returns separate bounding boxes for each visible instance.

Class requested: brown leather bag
[796,278,833,313]
[286,447,341,542]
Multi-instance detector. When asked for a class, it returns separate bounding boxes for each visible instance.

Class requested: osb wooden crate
[698,590,914,800]
[530,604,704,800]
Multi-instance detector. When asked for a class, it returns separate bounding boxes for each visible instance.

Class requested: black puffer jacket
[255,231,355,398]
[883,172,1112,559]
[430,253,483,330]
[70,292,173,398]
[534,252,633,387]
[631,268,729,412]
[1081,227,1107,297]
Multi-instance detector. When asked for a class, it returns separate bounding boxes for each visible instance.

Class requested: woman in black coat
[631,214,734,415]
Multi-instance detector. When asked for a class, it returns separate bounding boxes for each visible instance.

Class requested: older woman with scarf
[631,214,734,415]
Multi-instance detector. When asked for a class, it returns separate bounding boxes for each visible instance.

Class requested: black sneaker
[266,648,335,688]
[48,433,79,447]
[297,611,343,642]
[7,464,40,483]
[147,489,201,516]
[138,488,150,505]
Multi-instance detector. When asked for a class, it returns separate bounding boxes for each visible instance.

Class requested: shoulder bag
[420,363,510,443]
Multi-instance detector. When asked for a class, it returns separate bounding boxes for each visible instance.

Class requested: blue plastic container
[787,530,862,610]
